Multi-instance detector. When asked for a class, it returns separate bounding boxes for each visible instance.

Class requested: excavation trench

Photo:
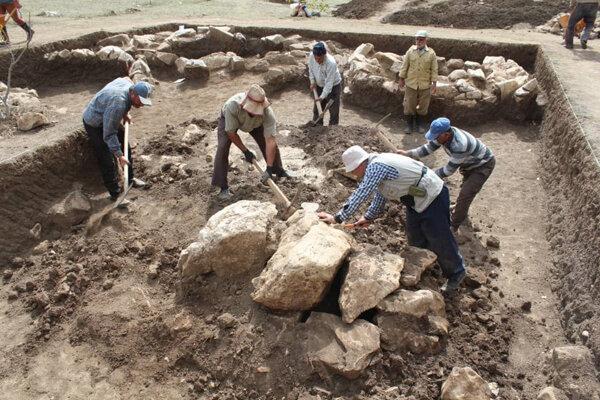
[0,25,598,399]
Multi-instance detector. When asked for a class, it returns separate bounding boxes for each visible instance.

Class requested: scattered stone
[373,51,402,70]
[29,223,42,239]
[7,290,18,300]
[305,312,380,379]
[349,43,374,61]
[47,190,92,227]
[216,312,237,329]
[169,312,193,334]
[178,201,279,280]
[400,246,437,287]
[339,245,404,323]
[446,58,465,70]
[96,45,128,61]
[156,51,178,66]
[486,236,500,249]
[468,68,486,83]
[147,264,159,279]
[132,34,157,49]
[229,55,245,72]
[265,51,297,65]
[262,34,285,47]
[376,289,448,354]
[521,301,532,312]
[251,222,353,310]
[434,83,460,100]
[257,366,271,373]
[182,124,205,145]
[34,291,51,309]
[102,280,114,290]
[3,270,13,281]
[36,10,62,17]
[537,386,568,400]
[71,49,95,59]
[17,112,50,131]
[207,26,235,45]
[441,367,493,400]
[201,52,232,70]
[550,345,600,398]
[98,33,131,48]
[248,59,270,73]
[464,61,482,70]
[175,57,210,81]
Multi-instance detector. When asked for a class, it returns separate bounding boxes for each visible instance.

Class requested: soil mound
[383,0,569,29]
[333,0,392,19]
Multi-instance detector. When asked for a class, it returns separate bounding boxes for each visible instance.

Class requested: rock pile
[0,84,50,132]
[536,12,600,39]
[343,42,543,119]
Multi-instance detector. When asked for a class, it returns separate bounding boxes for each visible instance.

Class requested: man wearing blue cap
[308,42,343,125]
[398,30,438,134]
[318,145,466,293]
[83,77,152,200]
[399,117,495,232]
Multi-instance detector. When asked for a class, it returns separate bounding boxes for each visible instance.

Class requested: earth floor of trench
[0,73,565,399]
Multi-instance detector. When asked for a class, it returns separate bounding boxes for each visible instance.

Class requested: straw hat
[242,84,271,115]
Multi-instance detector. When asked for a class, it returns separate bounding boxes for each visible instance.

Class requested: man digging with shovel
[212,84,292,200]
[308,42,343,126]
[318,145,466,294]
[83,78,151,205]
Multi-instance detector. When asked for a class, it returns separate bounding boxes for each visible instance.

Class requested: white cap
[415,30,428,38]
[342,145,369,173]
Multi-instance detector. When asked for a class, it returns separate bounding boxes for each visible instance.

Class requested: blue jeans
[405,185,465,279]
[566,2,599,45]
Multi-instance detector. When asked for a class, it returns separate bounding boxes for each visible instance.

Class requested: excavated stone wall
[536,48,600,369]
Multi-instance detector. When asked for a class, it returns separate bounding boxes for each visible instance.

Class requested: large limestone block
[448,69,468,82]
[251,223,354,310]
[48,190,92,227]
[400,246,437,287]
[441,367,492,400]
[132,34,157,49]
[446,58,465,71]
[175,57,210,81]
[201,52,232,70]
[264,51,297,66]
[349,43,374,61]
[551,345,600,399]
[17,112,49,131]
[156,52,178,66]
[71,49,95,59]
[279,209,320,249]
[376,289,447,354]
[178,200,278,279]
[207,26,235,45]
[98,33,131,48]
[373,52,401,70]
[434,83,460,100]
[464,61,482,70]
[262,34,285,46]
[96,46,127,61]
[229,55,245,72]
[305,312,380,379]
[468,68,486,84]
[8,92,42,114]
[339,246,404,323]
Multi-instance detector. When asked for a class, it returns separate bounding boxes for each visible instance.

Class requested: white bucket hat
[242,84,271,115]
[342,145,369,173]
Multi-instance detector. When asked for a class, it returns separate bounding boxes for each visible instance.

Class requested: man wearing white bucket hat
[318,145,466,293]
[212,84,290,199]
[398,30,438,135]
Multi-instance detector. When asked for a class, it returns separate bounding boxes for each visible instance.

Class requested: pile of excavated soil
[2,121,531,399]
[333,0,393,19]
[382,0,569,29]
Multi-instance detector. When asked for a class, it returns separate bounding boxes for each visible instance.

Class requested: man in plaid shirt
[319,145,466,293]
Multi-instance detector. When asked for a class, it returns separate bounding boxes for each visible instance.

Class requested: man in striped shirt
[318,145,466,293]
[399,117,495,231]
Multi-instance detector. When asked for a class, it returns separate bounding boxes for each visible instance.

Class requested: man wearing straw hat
[318,145,466,294]
[398,30,438,135]
[212,84,291,199]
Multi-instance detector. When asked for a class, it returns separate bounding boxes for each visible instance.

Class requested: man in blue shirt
[82,77,152,200]
[318,145,466,293]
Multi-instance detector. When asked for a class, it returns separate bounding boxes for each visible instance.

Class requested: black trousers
[83,121,133,197]
[211,114,283,190]
[313,79,343,126]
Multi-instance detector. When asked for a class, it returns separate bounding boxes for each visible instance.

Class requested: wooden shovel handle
[123,122,130,187]
[313,88,323,115]
[251,159,292,209]
[374,129,398,153]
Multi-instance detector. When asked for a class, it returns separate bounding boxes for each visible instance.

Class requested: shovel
[251,158,297,219]
[86,122,132,235]
[370,113,398,152]
[312,98,334,126]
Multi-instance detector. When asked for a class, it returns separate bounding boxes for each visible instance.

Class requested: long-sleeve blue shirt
[82,78,133,157]
[335,162,399,222]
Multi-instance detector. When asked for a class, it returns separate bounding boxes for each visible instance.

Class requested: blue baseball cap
[312,42,326,56]
[425,117,451,141]
[132,81,153,106]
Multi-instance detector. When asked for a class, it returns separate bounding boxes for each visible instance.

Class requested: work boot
[581,39,588,49]
[403,115,415,134]
[415,115,427,134]
[21,23,34,42]
[131,177,147,189]
[217,188,232,200]
[441,270,466,295]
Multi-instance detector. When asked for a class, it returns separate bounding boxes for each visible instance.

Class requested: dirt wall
[535,48,600,368]
[0,128,97,263]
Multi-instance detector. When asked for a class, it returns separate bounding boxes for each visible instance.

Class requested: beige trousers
[403,86,431,116]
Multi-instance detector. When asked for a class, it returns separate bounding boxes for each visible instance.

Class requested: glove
[260,166,275,184]
[243,150,256,163]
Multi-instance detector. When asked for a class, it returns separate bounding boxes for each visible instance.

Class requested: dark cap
[312,42,327,56]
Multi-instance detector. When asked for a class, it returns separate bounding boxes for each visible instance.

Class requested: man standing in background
[308,42,343,125]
